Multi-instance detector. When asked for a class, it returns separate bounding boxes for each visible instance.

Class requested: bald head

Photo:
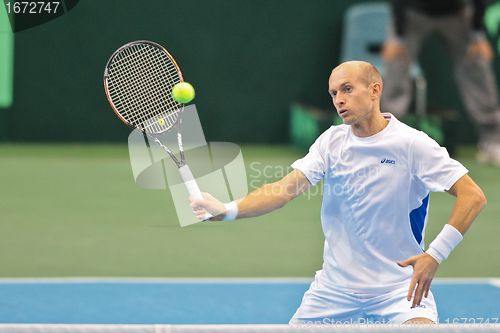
[331,61,383,89]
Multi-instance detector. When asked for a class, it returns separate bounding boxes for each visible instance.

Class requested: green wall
[2,0,498,143]
[0,2,13,108]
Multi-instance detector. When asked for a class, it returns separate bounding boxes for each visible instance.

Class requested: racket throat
[150,136,182,167]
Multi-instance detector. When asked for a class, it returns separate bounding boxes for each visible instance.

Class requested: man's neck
[351,113,389,137]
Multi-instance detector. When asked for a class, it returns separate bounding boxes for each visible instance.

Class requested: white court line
[0,277,314,284]
[0,277,498,285]
[432,277,500,285]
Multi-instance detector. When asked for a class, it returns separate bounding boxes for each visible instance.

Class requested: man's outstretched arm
[190,169,312,221]
[398,174,487,308]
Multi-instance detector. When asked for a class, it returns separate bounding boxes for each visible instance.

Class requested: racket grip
[178,165,212,221]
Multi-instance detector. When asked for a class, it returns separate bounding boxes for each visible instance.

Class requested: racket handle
[178,165,212,221]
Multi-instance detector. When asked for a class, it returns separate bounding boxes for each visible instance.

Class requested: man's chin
[342,117,353,125]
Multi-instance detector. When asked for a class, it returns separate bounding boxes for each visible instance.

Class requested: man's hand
[381,40,408,61]
[398,253,439,308]
[190,193,226,221]
[467,39,494,62]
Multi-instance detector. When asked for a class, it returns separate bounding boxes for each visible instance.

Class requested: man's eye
[344,86,352,92]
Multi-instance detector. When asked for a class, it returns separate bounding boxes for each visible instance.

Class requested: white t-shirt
[291,114,468,293]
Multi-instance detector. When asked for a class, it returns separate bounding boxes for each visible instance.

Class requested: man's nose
[335,96,345,107]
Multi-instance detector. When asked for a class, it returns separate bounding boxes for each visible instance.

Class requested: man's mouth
[338,109,348,116]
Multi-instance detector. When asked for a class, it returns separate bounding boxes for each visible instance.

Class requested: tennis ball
[172,82,195,104]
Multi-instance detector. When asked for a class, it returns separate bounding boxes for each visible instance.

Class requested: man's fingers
[190,200,201,208]
[398,256,416,268]
[195,209,214,220]
[190,193,214,207]
[402,253,438,307]
[190,200,210,220]
[424,280,431,298]
[201,192,215,200]
[412,274,434,307]
[412,279,426,308]
[407,276,417,301]
[425,276,433,298]
[188,192,226,220]
[190,199,211,212]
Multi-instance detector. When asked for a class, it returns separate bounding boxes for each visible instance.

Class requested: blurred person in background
[381,0,500,166]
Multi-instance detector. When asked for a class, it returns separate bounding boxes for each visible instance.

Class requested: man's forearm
[447,186,487,234]
[230,170,311,219]
[235,182,295,218]
[425,175,486,264]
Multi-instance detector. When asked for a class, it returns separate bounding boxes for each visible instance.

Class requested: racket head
[104,40,184,134]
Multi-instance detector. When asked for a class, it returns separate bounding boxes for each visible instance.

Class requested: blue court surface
[0,278,499,324]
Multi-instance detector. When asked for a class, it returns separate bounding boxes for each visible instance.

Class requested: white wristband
[426,224,463,264]
[223,201,238,221]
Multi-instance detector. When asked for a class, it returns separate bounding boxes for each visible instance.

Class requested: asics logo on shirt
[380,158,396,164]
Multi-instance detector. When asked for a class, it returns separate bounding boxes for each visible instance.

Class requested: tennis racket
[103,40,211,220]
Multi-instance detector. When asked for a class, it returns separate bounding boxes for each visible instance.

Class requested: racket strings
[112,45,175,127]
[106,44,182,134]
[109,47,159,125]
[112,46,177,131]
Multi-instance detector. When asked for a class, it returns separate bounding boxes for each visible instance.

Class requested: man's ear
[370,82,382,99]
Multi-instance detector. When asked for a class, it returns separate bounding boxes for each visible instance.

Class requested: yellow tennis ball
[171,82,195,104]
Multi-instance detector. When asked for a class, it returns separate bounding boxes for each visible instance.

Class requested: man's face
[328,66,374,126]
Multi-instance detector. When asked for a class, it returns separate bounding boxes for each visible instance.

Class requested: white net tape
[0,324,498,333]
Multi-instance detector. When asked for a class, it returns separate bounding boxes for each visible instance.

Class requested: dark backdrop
[2,0,498,143]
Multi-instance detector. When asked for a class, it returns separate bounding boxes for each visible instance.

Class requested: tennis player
[191,61,487,324]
